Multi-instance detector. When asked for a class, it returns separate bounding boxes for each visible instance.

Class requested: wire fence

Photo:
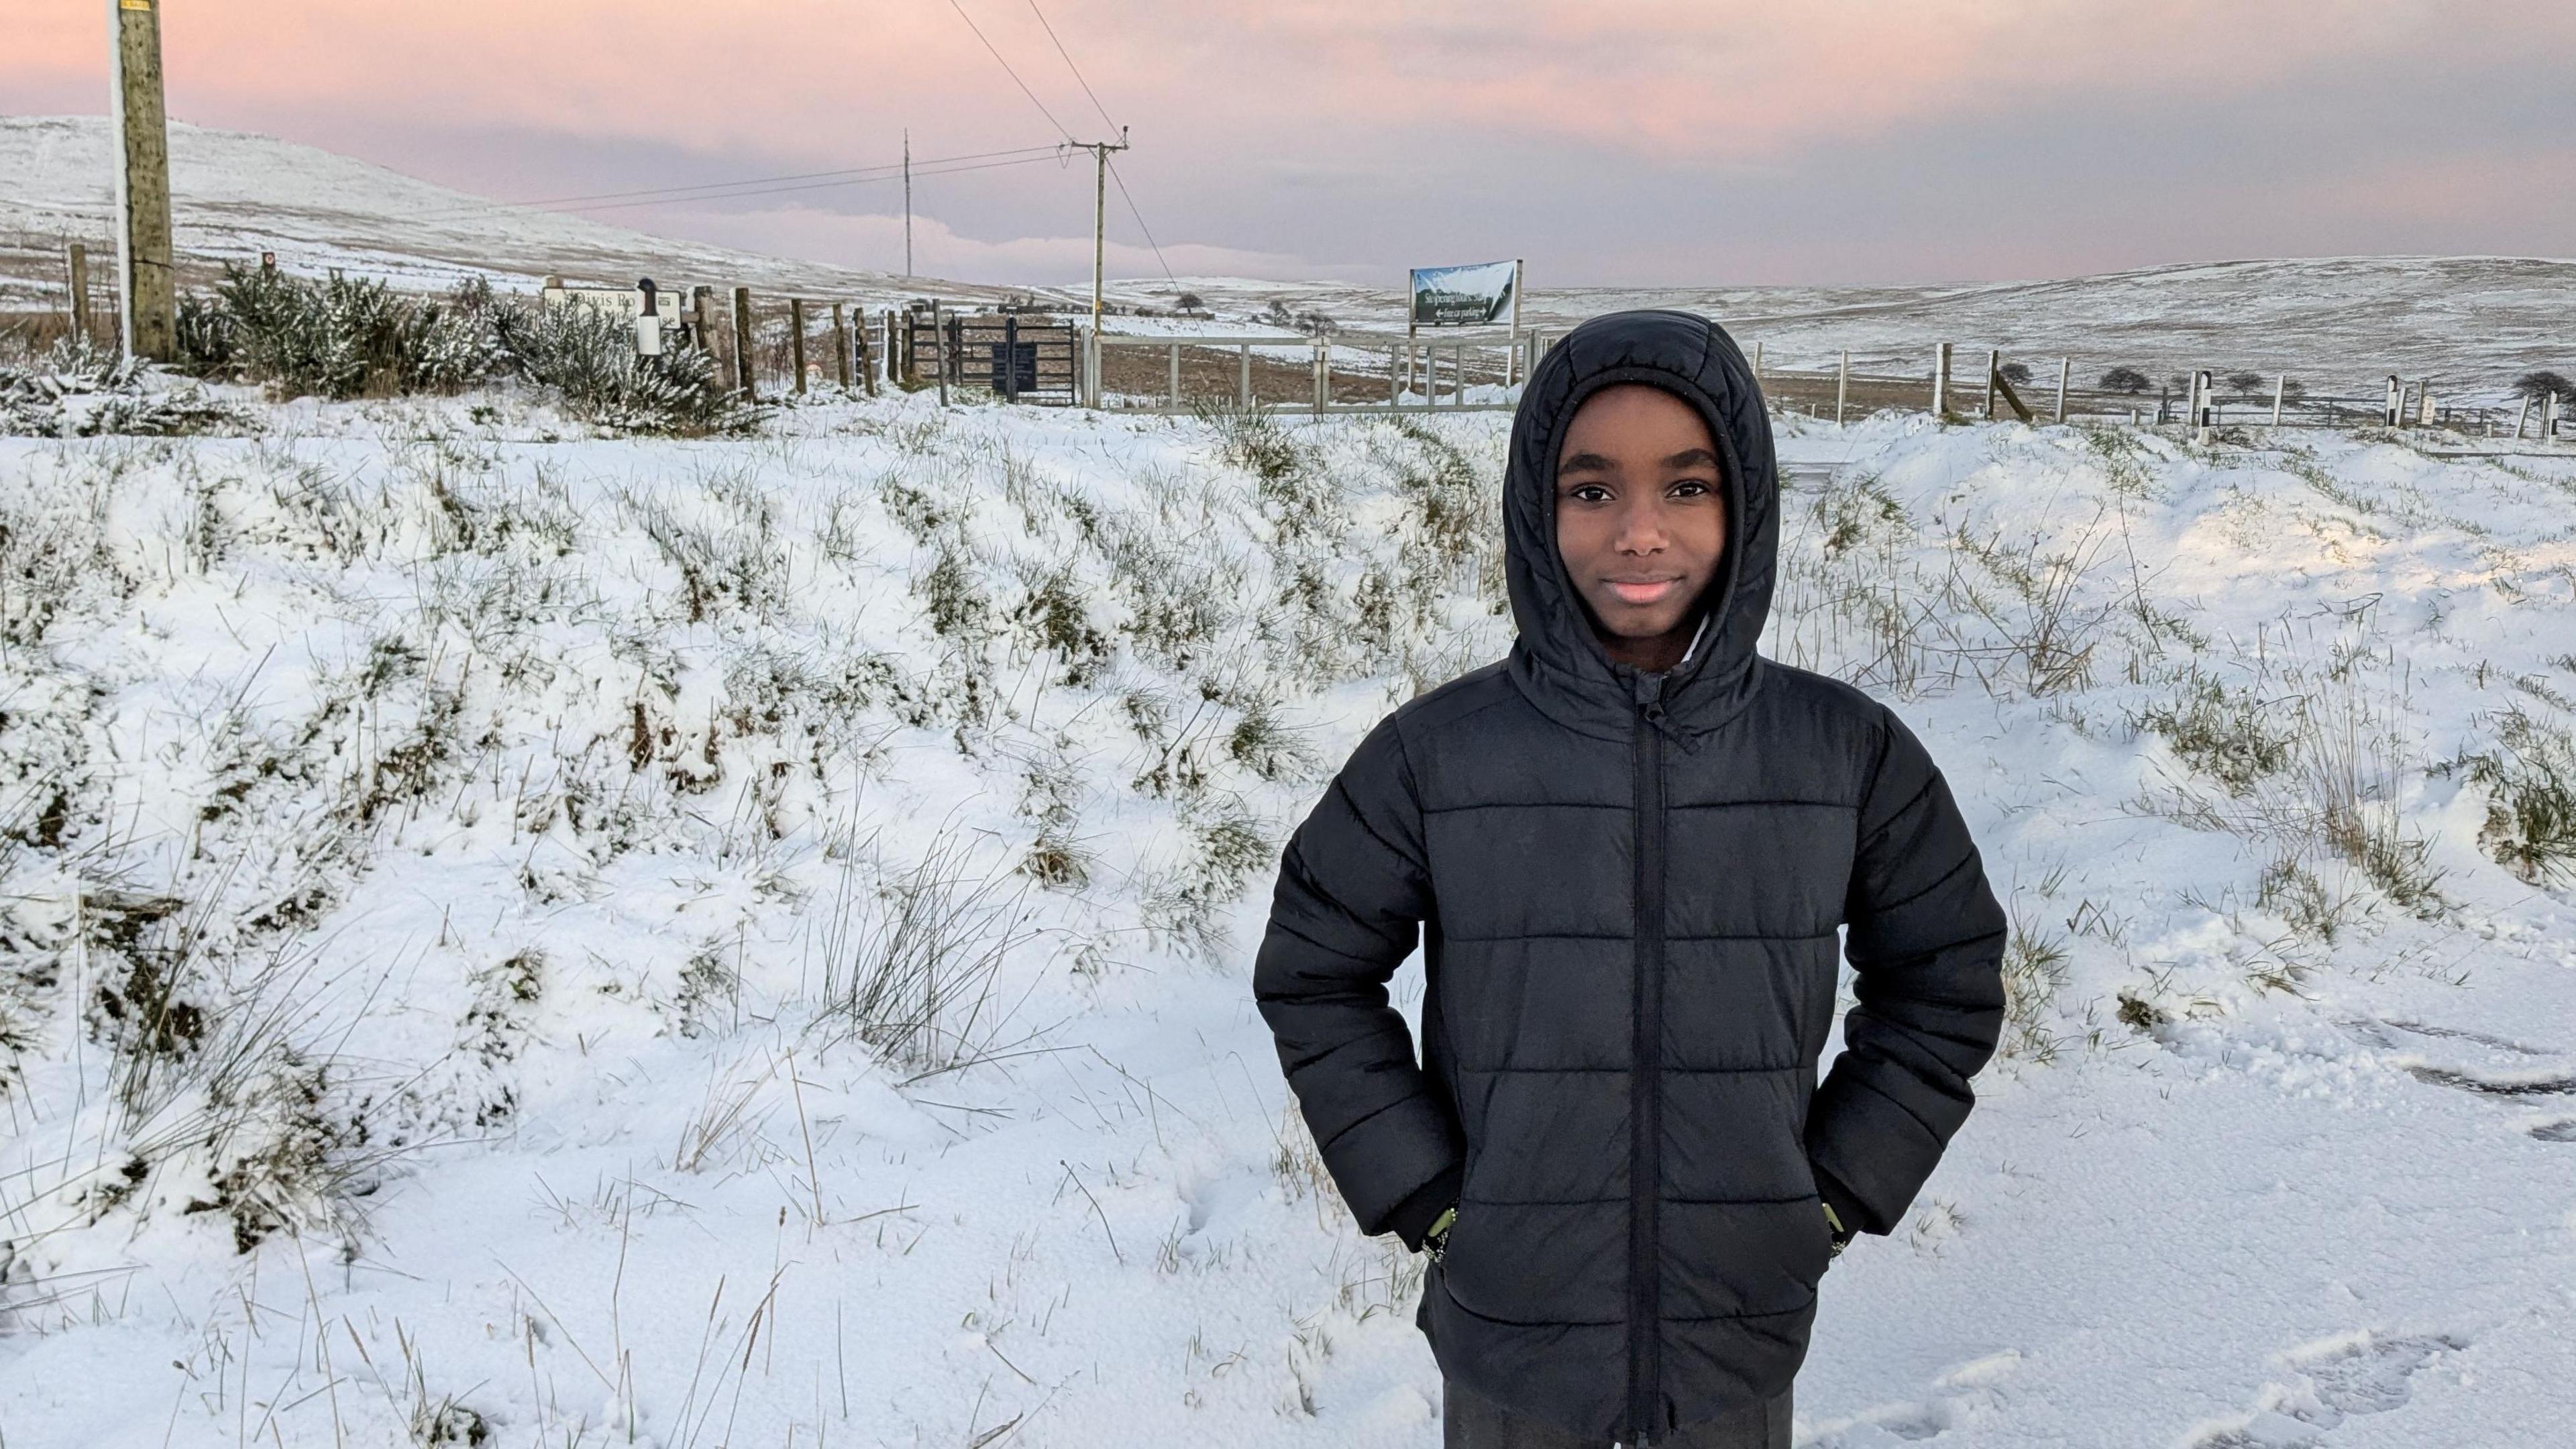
[5,244,2569,443]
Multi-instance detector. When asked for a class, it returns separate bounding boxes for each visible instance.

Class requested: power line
[1106,157,1178,286]
[943,0,1075,140]
[536,152,1075,216]
[1025,0,1118,133]
[407,144,1065,221]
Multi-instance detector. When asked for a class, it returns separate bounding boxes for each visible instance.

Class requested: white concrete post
[2056,358,2070,423]
[2272,374,2287,427]
[1836,350,1849,425]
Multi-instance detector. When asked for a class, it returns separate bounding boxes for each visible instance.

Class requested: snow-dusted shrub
[2449,706,2576,885]
[186,262,494,400]
[2132,666,2296,795]
[492,301,759,436]
[1999,908,2072,1062]
[0,334,238,437]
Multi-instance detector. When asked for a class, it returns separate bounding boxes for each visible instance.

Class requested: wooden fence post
[1983,349,2000,418]
[2514,396,2531,439]
[1835,350,1849,425]
[730,287,757,398]
[62,242,91,345]
[2271,374,2287,427]
[2383,375,2401,427]
[1237,342,1251,408]
[831,303,851,389]
[788,299,809,395]
[2056,358,2071,423]
[1167,340,1180,409]
[1932,343,1951,417]
[690,286,718,390]
[931,300,947,407]
[1389,345,1402,408]
[1313,337,1328,416]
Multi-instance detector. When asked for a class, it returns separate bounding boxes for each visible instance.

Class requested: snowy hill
[1,387,2573,1446]
[1123,255,2576,391]
[8,113,2571,396]
[0,114,1036,308]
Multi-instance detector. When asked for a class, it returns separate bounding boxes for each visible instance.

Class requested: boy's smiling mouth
[1607,576,1686,605]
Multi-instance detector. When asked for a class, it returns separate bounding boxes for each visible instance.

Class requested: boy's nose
[1615,506,1668,553]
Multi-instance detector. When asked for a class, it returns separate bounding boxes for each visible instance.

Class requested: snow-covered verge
[0,394,2572,1447]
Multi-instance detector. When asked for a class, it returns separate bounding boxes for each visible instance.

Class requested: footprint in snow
[1804,1350,2019,1446]
[2341,1016,2576,1103]
[2184,1330,2466,1448]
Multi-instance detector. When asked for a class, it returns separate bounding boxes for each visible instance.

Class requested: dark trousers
[1442,1378,1792,1449]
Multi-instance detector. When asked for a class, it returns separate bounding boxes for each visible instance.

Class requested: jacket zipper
[1626,676,1668,1444]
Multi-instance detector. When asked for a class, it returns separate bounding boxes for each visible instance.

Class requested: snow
[1,387,2573,1448]
[0,115,1041,309]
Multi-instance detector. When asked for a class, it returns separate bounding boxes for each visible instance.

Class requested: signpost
[1405,258,1521,397]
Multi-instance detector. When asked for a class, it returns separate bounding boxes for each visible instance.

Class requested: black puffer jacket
[1253,310,2006,1442]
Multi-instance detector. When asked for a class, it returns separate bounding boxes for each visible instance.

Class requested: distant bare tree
[2514,370,2573,403]
[2000,362,2032,386]
[1174,291,1204,314]
[2225,371,2265,395]
[2098,366,2150,394]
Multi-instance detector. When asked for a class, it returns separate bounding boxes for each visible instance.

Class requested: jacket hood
[1501,309,1778,741]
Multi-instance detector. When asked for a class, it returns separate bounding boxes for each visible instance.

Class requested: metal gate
[901,312,1078,405]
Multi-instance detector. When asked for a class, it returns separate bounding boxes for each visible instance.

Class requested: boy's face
[1553,384,1729,666]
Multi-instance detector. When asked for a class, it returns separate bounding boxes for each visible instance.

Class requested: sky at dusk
[9,1,2576,287]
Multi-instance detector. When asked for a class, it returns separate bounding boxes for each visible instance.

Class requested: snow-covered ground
[1,388,2574,1448]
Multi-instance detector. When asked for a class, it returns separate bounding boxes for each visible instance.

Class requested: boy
[1254,310,2006,1448]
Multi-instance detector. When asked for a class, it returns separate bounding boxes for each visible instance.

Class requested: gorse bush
[179,262,494,399]
[1,333,238,437]
[490,302,759,436]
[172,264,756,433]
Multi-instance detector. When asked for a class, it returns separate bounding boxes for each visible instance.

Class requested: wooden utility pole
[108,0,176,360]
[902,130,913,280]
[1077,129,1130,326]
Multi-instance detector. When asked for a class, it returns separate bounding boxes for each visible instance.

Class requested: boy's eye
[1668,480,1711,498]
[1567,483,1612,502]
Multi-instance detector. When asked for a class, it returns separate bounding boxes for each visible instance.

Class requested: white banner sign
[1409,260,1519,328]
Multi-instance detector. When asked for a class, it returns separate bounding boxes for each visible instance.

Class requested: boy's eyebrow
[1556,447,1721,474]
